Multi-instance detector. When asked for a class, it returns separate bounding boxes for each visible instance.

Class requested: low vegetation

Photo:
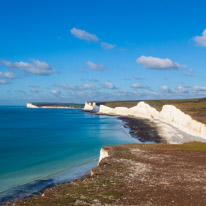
[6,142,206,206]
[31,102,84,108]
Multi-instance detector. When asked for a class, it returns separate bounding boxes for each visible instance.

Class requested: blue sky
[0,0,206,105]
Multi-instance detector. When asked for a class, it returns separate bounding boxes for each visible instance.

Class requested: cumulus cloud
[160,85,188,94]
[56,84,76,90]
[70,28,99,42]
[193,86,206,91]
[160,85,169,92]
[51,90,61,95]
[86,61,106,70]
[193,29,206,47]
[81,83,96,90]
[100,42,116,50]
[56,83,96,91]
[131,83,150,90]
[0,79,9,84]
[159,85,206,97]
[136,56,186,70]
[102,81,116,89]
[0,71,16,79]
[1,59,57,75]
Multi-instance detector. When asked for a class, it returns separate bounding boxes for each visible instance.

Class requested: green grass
[137,142,206,152]
[31,102,84,108]
[103,190,123,197]
[173,142,206,151]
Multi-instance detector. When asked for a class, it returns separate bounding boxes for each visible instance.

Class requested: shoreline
[118,116,166,143]
[5,142,206,205]
[0,160,98,205]
[93,111,206,144]
[3,110,205,205]
[2,112,159,205]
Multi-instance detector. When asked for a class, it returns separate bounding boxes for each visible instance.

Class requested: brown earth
[5,142,206,206]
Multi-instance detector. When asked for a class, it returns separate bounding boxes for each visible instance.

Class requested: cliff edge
[6,142,206,206]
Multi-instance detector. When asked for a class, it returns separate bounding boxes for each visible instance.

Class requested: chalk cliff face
[83,101,206,139]
[26,103,38,108]
[84,102,100,112]
[98,147,110,164]
[160,105,206,138]
[114,107,129,116]
[129,101,159,119]
[99,105,114,114]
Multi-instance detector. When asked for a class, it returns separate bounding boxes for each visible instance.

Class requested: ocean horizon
[0,106,139,204]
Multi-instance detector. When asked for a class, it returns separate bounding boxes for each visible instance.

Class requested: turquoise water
[0,106,139,204]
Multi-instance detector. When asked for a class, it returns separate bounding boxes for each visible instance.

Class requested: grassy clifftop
[6,142,206,206]
[31,102,84,108]
[94,98,206,124]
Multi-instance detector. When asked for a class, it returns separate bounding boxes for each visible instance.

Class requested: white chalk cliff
[98,147,110,164]
[83,101,206,140]
[26,103,38,108]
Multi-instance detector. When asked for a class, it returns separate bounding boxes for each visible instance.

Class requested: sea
[0,106,140,204]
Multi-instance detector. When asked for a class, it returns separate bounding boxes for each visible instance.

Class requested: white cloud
[51,90,61,95]
[193,86,206,91]
[194,29,206,47]
[56,84,76,90]
[86,61,105,70]
[81,83,96,90]
[56,83,96,91]
[0,79,8,84]
[102,81,116,89]
[0,71,16,79]
[160,85,169,92]
[70,28,99,42]
[131,83,150,90]
[131,83,141,88]
[100,42,116,50]
[136,56,186,70]
[160,85,194,97]
[1,59,57,75]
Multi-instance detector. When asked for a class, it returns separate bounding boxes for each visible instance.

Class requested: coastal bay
[3,98,206,205]
[0,107,139,205]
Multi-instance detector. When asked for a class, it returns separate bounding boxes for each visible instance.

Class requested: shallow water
[0,107,139,204]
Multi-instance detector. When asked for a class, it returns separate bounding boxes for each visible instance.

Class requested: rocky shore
[119,116,165,143]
